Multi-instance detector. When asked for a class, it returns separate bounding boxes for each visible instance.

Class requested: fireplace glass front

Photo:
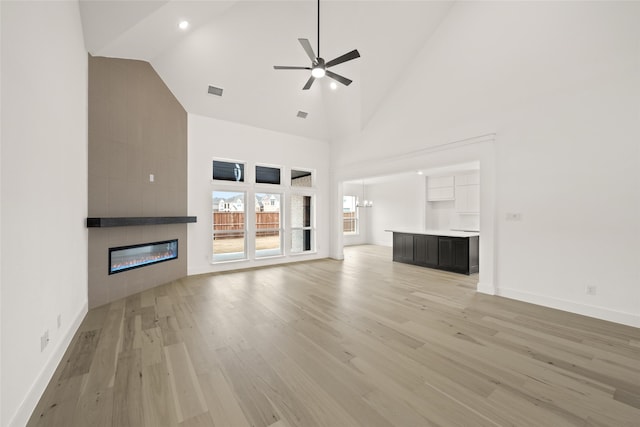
[109,239,178,274]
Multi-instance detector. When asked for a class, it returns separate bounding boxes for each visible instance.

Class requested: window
[210,162,316,262]
[212,191,246,261]
[291,169,312,187]
[213,160,244,182]
[256,165,281,185]
[343,195,358,234]
[291,194,313,253]
[255,193,282,257]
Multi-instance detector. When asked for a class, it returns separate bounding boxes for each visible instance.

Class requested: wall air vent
[297,111,308,119]
[207,85,223,96]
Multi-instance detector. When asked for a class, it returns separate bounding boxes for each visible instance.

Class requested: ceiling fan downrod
[317,0,320,58]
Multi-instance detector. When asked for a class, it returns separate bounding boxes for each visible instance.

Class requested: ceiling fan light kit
[274,0,360,90]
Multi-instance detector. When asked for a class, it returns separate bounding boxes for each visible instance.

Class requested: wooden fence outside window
[213,212,280,238]
[343,212,357,233]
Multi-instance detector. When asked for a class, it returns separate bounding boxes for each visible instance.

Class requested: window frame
[255,192,284,258]
[209,163,317,264]
[343,195,359,235]
[212,158,247,183]
[290,168,314,188]
[211,189,248,263]
[289,191,315,254]
[255,164,282,186]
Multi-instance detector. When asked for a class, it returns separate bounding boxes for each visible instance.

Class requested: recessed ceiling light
[417,171,424,175]
[178,20,189,30]
[329,81,337,90]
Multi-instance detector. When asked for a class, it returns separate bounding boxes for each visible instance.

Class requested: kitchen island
[385,229,479,275]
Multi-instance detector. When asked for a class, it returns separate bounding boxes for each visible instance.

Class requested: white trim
[9,302,88,427]
[496,287,640,329]
[340,133,497,176]
[476,281,496,295]
[211,255,249,264]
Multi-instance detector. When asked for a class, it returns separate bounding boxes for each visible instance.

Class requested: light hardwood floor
[28,245,640,426]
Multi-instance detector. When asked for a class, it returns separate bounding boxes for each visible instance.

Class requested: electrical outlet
[586,286,597,295]
[57,314,62,329]
[40,330,50,352]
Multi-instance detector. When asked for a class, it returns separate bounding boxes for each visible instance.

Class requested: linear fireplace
[109,239,178,275]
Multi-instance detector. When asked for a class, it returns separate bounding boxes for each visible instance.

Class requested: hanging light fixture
[356,181,373,208]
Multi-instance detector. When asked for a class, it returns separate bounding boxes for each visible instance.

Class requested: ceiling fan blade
[325,70,353,86]
[274,66,311,70]
[325,49,360,68]
[302,75,315,90]
[298,38,317,61]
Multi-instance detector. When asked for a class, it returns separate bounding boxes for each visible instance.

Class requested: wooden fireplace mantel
[86,216,197,228]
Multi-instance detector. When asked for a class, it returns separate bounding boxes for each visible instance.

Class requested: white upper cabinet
[428,176,454,189]
[454,172,480,213]
[455,173,479,186]
[427,176,455,201]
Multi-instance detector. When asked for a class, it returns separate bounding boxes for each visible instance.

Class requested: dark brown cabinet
[438,237,476,274]
[390,232,479,275]
[414,235,438,267]
[392,233,414,263]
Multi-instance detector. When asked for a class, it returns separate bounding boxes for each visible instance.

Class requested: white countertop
[385,229,480,238]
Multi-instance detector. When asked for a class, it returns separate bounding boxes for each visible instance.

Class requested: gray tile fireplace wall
[88,55,188,308]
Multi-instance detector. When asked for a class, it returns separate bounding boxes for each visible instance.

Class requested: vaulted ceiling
[79,1,454,142]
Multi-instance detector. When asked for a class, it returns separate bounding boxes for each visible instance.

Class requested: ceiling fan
[273,0,360,90]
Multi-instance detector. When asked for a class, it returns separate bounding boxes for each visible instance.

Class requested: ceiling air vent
[207,85,223,96]
[296,111,308,119]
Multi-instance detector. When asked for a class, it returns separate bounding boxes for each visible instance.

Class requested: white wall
[188,113,330,275]
[367,175,425,246]
[331,1,640,327]
[1,1,88,425]
[425,198,454,230]
[0,3,4,422]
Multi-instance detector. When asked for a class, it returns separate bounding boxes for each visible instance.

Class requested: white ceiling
[79,0,454,142]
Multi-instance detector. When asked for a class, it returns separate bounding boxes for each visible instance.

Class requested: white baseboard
[496,287,640,329]
[9,302,88,427]
[476,281,496,295]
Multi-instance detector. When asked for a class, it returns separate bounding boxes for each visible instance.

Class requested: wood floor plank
[253,323,394,427]
[27,375,85,427]
[248,337,363,427]
[351,355,498,427]
[178,411,215,427]
[82,306,124,393]
[112,349,144,427]
[58,329,101,380]
[26,245,640,427]
[140,305,158,330]
[71,387,113,427]
[164,342,208,423]
[486,386,580,426]
[197,368,252,427]
[215,345,282,427]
